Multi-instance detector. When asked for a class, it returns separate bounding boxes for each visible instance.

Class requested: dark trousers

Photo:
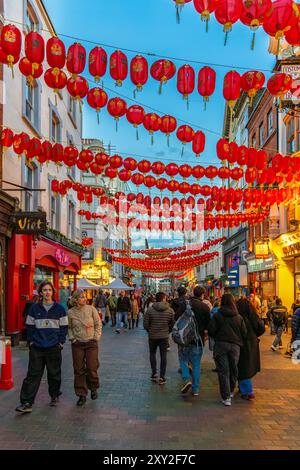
[213,341,240,400]
[110,309,116,327]
[20,345,62,405]
[149,338,168,379]
[71,340,99,397]
[131,318,139,329]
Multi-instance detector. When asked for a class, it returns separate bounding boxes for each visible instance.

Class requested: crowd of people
[15,281,300,413]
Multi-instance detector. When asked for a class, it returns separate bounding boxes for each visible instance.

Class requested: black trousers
[149,338,168,379]
[213,341,240,400]
[20,345,62,405]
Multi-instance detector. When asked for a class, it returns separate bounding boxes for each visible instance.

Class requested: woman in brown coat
[68,289,102,406]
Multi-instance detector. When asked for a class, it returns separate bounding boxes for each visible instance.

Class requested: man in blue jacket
[16,281,68,413]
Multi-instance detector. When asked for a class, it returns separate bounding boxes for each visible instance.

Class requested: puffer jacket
[143,302,175,339]
[291,308,300,342]
[208,306,247,347]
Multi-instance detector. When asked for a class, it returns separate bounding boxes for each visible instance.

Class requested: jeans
[179,344,203,393]
[20,345,62,405]
[149,338,168,379]
[214,341,240,400]
[239,378,253,395]
[116,311,128,330]
[273,325,283,347]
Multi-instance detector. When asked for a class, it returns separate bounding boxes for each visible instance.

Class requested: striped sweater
[26,302,68,348]
[143,302,175,339]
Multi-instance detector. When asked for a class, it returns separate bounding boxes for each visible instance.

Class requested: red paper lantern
[205,165,218,180]
[13,132,30,156]
[66,43,86,77]
[41,140,53,162]
[245,167,257,184]
[89,47,107,82]
[131,173,144,186]
[89,162,103,175]
[130,55,148,93]
[138,160,151,173]
[95,152,110,166]
[223,70,241,109]
[152,162,166,175]
[215,0,243,44]
[193,1,219,31]
[19,57,43,86]
[247,147,258,167]
[179,164,192,179]
[237,145,249,166]
[51,179,60,194]
[150,59,176,94]
[156,178,169,192]
[143,113,162,144]
[87,87,108,122]
[241,70,265,105]
[126,105,145,139]
[46,37,66,69]
[197,66,216,106]
[240,0,272,49]
[192,165,205,179]
[109,154,123,169]
[144,175,156,189]
[284,17,300,46]
[256,150,267,171]
[160,115,177,146]
[168,180,180,193]
[80,150,94,164]
[166,163,179,178]
[177,64,195,104]
[267,73,293,104]
[179,182,190,194]
[123,157,138,171]
[107,97,127,130]
[0,24,21,70]
[27,137,42,160]
[44,68,67,93]
[118,169,132,182]
[110,50,128,86]
[230,167,243,180]
[176,125,195,155]
[105,167,118,179]
[67,76,89,102]
[1,128,14,148]
[218,167,230,179]
[192,130,206,157]
[64,146,79,166]
[263,0,298,43]
[25,32,45,66]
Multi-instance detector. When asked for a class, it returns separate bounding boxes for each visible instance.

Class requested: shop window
[259,122,264,147]
[68,95,77,127]
[24,162,39,211]
[252,134,257,148]
[24,0,41,32]
[286,119,295,154]
[68,200,75,240]
[267,109,273,136]
[49,101,62,144]
[33,267,53,290]
[23,78,41,133]
[49,178,61,230]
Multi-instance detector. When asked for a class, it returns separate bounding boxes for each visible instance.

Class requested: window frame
[22,77,41,136]
[49,99,62,144]
[66,132,76,180]
[286,119,295,155]
[68,94,77,128]
[267,109,273,137]
[67,198,75,240]
[23,0,42,33]
[259,122,264,147]
[22,158,40,211]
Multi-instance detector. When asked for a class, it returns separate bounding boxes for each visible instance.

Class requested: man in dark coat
[268,298,288,351]
[171,286,187,321]
[236,298,265,399]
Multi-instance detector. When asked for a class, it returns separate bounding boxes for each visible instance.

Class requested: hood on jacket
[219,306,238,318]
[152,301,171,312]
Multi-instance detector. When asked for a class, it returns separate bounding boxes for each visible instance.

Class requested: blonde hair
[69,289,86,307]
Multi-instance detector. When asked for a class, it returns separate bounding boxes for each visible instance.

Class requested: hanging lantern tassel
[167,134,170,147]
[176,6,181,24]
[181,144,185,157]
[115,118,119,132]
[133,88,136,99]
[136,125,139,141]
[97,110,100,125]
[7,58,15,79]
[159,78,165,95]
[251,31,256,51]
[151,133,154,146]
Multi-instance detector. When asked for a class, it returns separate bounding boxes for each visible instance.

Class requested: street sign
[13,211,47,235]
[255,240,269,259]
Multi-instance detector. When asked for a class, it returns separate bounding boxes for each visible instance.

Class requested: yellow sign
[255,241,269,259]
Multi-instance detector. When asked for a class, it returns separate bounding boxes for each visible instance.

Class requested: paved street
[0,325,300,450]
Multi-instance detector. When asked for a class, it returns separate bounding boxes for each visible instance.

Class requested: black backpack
[272,308,285,326]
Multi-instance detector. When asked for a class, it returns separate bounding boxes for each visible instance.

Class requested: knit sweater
[68,305,102,342]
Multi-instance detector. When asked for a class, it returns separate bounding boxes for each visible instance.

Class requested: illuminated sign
[281,64,300,104]
[255,241,269,259]
[282,242,300,257]
[55,249,70,266]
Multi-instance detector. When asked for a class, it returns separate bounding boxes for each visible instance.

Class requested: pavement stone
[0,324,300,450]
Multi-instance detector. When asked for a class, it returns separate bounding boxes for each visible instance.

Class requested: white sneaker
[230,392,234,398]
[221,399,231,406]
[271,345,277,351]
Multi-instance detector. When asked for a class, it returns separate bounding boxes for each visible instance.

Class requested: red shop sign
[55,249,70,266]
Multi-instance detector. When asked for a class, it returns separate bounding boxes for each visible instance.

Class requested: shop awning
[103,278,132,290]
[77,278,101,290]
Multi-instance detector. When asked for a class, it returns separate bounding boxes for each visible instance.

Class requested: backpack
[272,308,285,326]
[171,302,202,347]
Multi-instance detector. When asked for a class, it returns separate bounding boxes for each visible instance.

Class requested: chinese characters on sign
[255,241,270,259]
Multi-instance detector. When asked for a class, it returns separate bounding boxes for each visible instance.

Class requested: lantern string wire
[4,16,276,73]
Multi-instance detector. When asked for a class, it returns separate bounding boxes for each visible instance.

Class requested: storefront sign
[248,256,275,273]
[55,249,70,266]
[227,266,239,288]
[282,242,300,257]
[255,241,269,259]
[281,64,300,104]
[13,212,47,235]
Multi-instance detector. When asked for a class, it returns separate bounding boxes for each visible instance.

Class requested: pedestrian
[143,292,175,385]
[107,292,118,327]
[16,281,68,414]
[104,292,110,324]
[116,290,131,333]
[131,293,140,329]
[236,298,265,400]
[269,298,288,351]
[179,286,211,396]
[209,298,220,371]
[144,293,155,312]
[260,298,268,326]
[171,286,187,320]
[94,290,107,325]
[68,289,102,406]
[291,307,300,344]
[291,296,300,315]
[208,293,247,406]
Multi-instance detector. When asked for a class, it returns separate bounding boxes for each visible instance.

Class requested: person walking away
[291,296,300,315]
[208,294,247,406]
[260,298,268,326]
[171,286,187,320]
[269,298,288,351]
[68,290,102,406]
[143,292,175,385]
[107,292,118,327]
[132,293,140,329]
[179,286,211,396]
[94,290,107,325]
[236,298,265,400]
[16,282,68,414]
[104,292,110,324]
[209,299,220,371]
[116,290,131,333]
[291,307,300,345]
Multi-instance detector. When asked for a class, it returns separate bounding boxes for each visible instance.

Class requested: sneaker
[49,397,59,407]
[151,373,158,382]
[240,394,249,400]
[278,346,283,350]
[192,392,199,396]
[221,399,231,406]
[181,380,192,394]
[271,345,277,351]
[158,377,166,385]
[230,392,234,398]
[16,403,32,413]
[76,396,87,407]
[91,390,98,400]
[115,329,120,334]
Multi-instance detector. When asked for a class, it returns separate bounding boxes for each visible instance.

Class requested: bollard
[0,339,14,390]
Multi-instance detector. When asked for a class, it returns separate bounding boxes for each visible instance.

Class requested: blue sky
[42,0,276,248]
